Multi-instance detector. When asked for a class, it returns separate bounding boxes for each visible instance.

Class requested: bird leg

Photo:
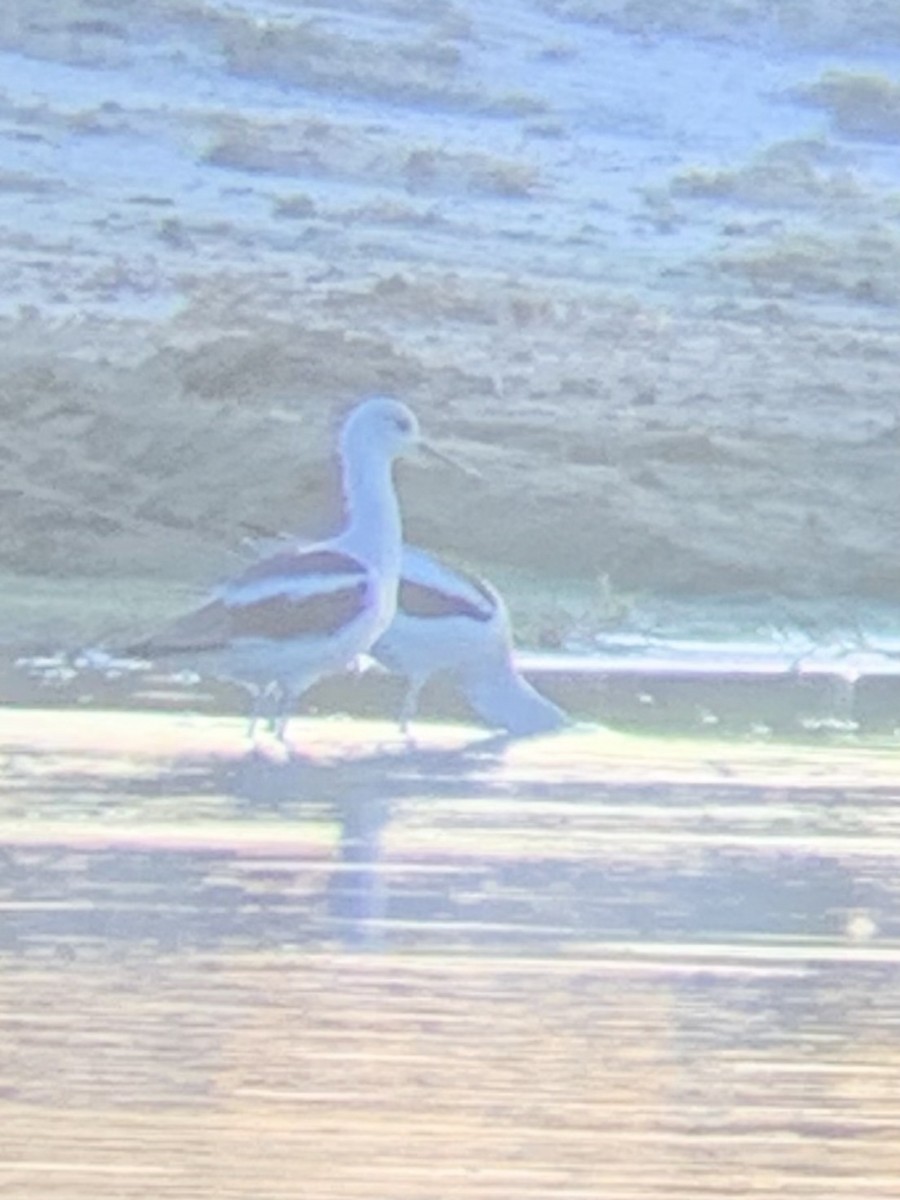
[398,678,424,740]
[245,685,269,741]
[260,681,283,735]
[272,685,295,743]
[245,682,286,741]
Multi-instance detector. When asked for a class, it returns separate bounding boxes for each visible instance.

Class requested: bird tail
[463,663,568,737]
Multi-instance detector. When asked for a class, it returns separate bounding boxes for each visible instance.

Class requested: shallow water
[2,710,900,1197]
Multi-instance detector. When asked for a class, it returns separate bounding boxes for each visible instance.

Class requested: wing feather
[237,548,366,588]
[397,578,492,623]
[130,545,372,657]
[127,599,232,657]
[228,580,369,641]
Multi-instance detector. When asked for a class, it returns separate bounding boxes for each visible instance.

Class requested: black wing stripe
[230,580,369,640]
[239,548,367,587]
[126,599,230,657]
[456,565,496,611]
[398,579,492,623]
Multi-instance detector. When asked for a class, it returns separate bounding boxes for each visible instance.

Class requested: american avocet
[371,546,568,737]
[128,396,421,741]
[240,529,568,739]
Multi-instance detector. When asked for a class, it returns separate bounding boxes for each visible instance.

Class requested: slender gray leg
[246,685,266,740]
[398,677,424,737]
[273,686,294,743]
[263,681,282,734]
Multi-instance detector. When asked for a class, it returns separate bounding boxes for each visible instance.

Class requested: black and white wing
[397,546,496,624]
[130,548,371,656]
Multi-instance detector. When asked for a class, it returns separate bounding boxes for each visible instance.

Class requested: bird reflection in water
[222,732,517,949]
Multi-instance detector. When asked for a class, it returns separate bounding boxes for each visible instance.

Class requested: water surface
[2,710,899,1197]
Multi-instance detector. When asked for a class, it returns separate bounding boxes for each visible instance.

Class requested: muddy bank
[3,302,899,615]
[2,1,900,648]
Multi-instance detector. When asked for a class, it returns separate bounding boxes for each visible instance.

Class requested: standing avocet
[371,546,568,737]
[128,396,421,741]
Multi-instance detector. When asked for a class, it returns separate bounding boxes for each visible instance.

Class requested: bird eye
[394,415,412,433]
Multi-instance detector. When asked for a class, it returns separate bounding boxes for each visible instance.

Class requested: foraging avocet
[128,396,421,740]
[371,546,568,737]
[240,529,568,739]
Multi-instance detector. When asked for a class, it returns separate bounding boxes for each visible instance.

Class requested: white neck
[338,439,403,579]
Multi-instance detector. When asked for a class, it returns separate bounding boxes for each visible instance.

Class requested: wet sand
[2,710,900,1197]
